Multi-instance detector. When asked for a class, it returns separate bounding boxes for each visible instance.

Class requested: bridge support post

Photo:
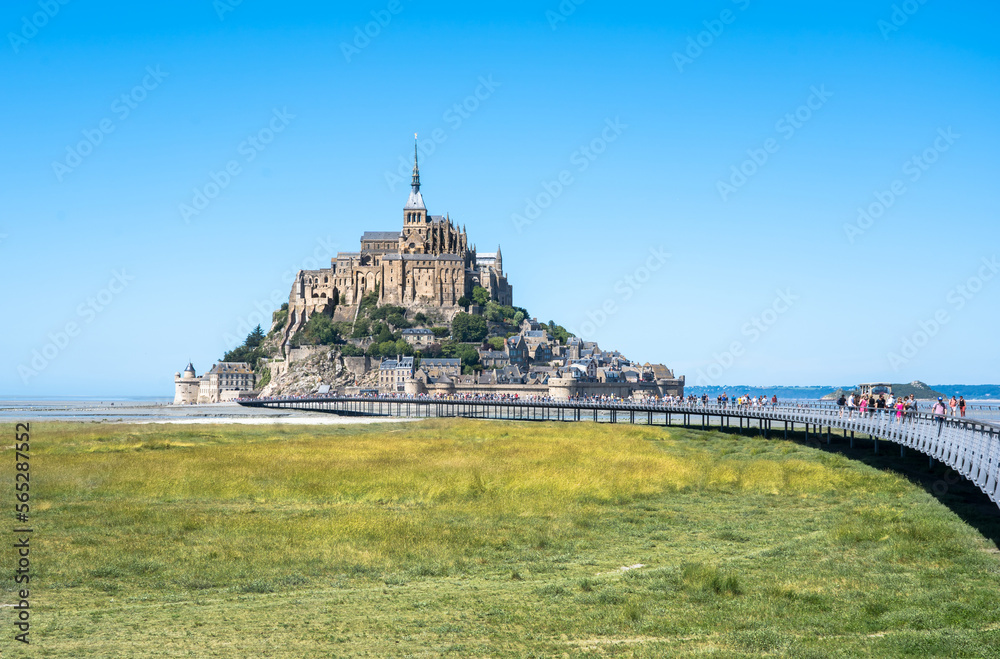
[827,427,831,445]
[874,437,879,455]
[784,421,788,440]
[850,431,855,449]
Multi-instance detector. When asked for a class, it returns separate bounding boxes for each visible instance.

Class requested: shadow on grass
[715,422,1000,548]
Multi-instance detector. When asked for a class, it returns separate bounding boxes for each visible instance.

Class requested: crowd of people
[833,392,967,421]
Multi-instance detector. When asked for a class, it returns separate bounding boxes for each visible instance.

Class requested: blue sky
[1,0,998,396]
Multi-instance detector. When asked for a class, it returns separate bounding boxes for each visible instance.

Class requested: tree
[457,296,471,309]
[246,325,265,348]
[419,343,444,358]
[223,326,272,371]
[472,285,491,306]
[487,336,506,351]
[513,311,525,325]
[484,301,503,322]
[442,342,481,367]
[451,312,488,343]
[546,321,573,344]
[292,314,340,347]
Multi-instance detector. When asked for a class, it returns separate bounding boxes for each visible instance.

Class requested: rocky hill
[258,347,378,398]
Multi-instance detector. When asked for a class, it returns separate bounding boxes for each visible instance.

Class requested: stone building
[401,328,435,347]
[281,140,513,353]
[379,356,415,393]
[173,362,256,404]
[173,363,200,405]
[420,358,462,378]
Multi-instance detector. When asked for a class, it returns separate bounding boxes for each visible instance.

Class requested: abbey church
[282,142,513,346]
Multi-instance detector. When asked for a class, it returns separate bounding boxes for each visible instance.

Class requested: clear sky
[1,0,998,396]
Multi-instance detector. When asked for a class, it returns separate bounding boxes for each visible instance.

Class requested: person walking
[959,396,966,418]
[847,393,856,419]
[895,398,905,424]
[933,397,947,436]
[949,396,958,417]
[837,393,847,418]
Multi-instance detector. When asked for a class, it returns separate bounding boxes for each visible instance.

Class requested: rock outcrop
[258,348,378,398]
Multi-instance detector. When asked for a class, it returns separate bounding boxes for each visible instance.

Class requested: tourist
[895,398,905,424]
[932,397,947,436]
[847,393,856,419]
[859,396,868,417]
[949,396,958,416]
[959,396,966,417]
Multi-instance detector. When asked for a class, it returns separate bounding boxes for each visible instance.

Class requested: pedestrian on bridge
[933,397,948,436]
[838,394,847,417]
[950,396,959,416]
[959,396,967,417]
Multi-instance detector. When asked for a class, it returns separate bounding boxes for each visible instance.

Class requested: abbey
[282,142,512,347]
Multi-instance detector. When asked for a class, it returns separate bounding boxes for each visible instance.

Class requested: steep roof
[362,231,401,241]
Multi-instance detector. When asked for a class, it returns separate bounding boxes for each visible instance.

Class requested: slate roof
[362,231,401,241]
[421,358,461,368]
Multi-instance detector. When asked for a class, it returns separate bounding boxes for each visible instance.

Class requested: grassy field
[3,419,1000,657]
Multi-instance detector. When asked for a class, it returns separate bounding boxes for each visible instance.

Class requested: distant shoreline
[0,400,416,425]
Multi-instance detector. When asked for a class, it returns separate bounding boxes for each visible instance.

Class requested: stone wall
[343,356,371,378]
[287,345,330,364]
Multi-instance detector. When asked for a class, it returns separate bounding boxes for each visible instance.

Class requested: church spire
[404,133,426,212]
[411,133,420,192]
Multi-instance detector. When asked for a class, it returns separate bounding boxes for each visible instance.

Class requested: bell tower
[403,135,427,228]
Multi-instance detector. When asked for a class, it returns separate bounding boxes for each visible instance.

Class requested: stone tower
[402,136,428,248]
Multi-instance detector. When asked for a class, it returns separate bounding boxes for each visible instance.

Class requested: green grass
[3,419,1000,657]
